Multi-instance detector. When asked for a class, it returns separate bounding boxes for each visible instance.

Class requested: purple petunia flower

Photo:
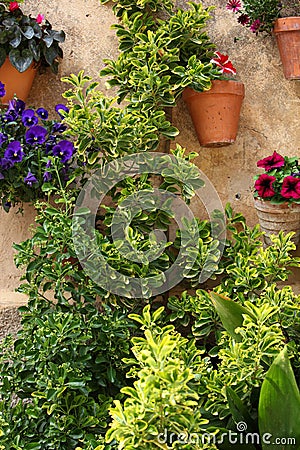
[25,125,48,145]
[4,141,24,163]
[0,172,4,180]
[43,171,52,182]
[36,108,49,120]
[0,157,14,170]
[22,109,38,127]
[52,140,74,163]
[55,103,69,119]
[0,133,7,147]
[45,159,52,168]
[24,171,38,186]
[0,82,5,98]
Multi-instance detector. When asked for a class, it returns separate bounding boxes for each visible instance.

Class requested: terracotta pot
[0,58,37,104]
[273,17,300,80]
[254,198,300,245]
[182,80,245,147]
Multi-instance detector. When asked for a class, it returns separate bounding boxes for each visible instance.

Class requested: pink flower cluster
[226,0,261,33]
[254,151,300,201]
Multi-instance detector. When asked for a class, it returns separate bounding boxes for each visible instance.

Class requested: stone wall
[0,0,299,296]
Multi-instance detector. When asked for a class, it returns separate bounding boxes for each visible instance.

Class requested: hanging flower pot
[182,80,245,147]
[273,17,300,80]
[0,58,37,104]
[254,198,300,245]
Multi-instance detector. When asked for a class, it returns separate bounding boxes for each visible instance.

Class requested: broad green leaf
[258,347,300,449]
[210,291,254,342]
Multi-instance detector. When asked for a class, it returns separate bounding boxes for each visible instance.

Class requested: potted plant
[0,93,75,210]
[253,150,300,245]
[182,51,245,147]
[100,0,245,147]
[0,0,65,103]
[226,0,300,80]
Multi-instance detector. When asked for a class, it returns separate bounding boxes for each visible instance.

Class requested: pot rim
[274,16,300,33]
[183,80,245,101]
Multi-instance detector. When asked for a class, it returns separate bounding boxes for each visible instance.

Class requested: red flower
[210,52,236,76]
[9,2,19,11]
[257,151,285,171]
[254,174,276,198]
[226,0,241,12]
[281,176,300,199]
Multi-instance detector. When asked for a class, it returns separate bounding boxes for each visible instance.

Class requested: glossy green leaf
[258,347,300,449]
[210,291,254,342]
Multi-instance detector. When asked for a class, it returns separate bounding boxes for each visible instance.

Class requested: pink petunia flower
[226,0,242,12]
[36,14,45,24]
[254,174,276,198]
[9,2,19,12]
[281,176,300,199]
[210,52,236,76]
[257,151,285,171]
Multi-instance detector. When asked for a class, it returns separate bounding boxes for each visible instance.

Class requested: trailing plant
[100,0,236,107]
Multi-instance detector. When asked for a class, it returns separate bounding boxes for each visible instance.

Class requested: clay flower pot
[254,198,300,246]
[0,58,37,104]
[182,80,245,147]
[273,17,300,80]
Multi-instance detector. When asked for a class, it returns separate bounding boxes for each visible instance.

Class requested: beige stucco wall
[0,0,299,295]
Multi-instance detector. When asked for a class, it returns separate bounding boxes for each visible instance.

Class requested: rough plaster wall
[0,0,299,297]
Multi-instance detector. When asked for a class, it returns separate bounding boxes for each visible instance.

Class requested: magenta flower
[250,19,261,32]
[36,14,44,24]
[254,174,276,198]
[257,151,285,171]
[281,176,300,199]
[210,52,236,76]
[226,0,241,12]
